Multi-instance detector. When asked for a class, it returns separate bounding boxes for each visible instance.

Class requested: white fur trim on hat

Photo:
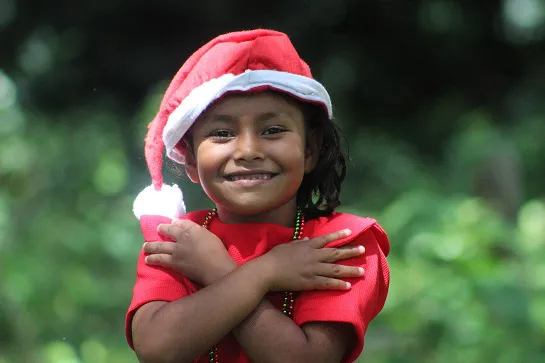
[133,184,186,220]
[162,69,332,164]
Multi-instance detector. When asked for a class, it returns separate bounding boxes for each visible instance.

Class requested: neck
[215,199,298,227]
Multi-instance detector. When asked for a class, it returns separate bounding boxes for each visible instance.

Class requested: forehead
[199,91,304,121]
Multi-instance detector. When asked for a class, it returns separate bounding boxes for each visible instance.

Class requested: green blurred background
[1,1,545,362]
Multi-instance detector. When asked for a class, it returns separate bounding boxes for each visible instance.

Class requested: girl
[126,29,390,363]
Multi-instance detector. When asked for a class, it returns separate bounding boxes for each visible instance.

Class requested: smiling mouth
[224,173,277,181]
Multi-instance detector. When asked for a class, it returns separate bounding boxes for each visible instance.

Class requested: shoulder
[308,212,390,256]
[309,212,377,233]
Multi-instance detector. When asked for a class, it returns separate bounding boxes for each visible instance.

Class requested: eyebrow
[208,112,293,123]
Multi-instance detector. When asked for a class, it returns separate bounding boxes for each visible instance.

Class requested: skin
[131,92,365,363]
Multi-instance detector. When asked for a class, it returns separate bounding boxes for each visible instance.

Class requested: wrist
[206,258,239,285]
[248,254,275,293]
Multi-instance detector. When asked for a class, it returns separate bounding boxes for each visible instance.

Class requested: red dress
[126,210,390,363]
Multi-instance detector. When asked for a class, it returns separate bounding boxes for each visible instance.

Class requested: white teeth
[229,174,272,181]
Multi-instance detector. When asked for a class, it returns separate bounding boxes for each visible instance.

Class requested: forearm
[233,299,315,363]
[133,259,269,363]
[233,295,352,363]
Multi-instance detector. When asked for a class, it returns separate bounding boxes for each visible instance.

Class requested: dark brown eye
[209,129,233,138]
[263,126,285,135]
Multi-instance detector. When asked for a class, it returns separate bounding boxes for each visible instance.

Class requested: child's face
[184,91,316,223]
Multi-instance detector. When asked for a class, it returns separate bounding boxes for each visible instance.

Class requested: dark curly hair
[292,98,347,219]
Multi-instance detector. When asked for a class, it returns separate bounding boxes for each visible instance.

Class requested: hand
[258,229,365,292]
[142,220,238,286]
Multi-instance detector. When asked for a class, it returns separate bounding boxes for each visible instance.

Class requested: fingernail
[144,256,149,263]
[345,282,351,289]
[358,245,365,253]
[142,243,147,249]
[344,229,352,236]
[358,267,365,275]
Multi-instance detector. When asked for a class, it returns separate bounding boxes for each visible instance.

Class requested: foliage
[1,1,545,362]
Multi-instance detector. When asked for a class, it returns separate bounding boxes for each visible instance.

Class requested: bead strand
[206,207,304,363]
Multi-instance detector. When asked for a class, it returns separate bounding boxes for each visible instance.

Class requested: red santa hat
[133,29,333,220]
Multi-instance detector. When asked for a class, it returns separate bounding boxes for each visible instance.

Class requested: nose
[233,131,264,161]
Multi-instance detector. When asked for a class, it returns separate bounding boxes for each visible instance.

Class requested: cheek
[282,139,306,166]
[195,144,229,171]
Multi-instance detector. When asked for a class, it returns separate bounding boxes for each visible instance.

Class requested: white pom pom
[133,184,186,220]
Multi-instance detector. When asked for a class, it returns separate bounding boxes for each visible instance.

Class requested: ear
[304,130,321,174]
[181,143,200,183]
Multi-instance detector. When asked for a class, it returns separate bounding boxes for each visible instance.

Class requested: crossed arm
[132,261,354,363]
[131,222,366,363]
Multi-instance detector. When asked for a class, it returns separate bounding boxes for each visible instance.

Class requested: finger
[157,223,180,238]
[308,276,351,291]
[307,229,352,248]
[143,242,176,255]
[319,245,365,262]
[169,220,203,241]
[145,253,174,268]
[317,263,365,278]
[290,236,310,244]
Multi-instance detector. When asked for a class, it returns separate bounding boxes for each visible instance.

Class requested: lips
[224,171,277,181]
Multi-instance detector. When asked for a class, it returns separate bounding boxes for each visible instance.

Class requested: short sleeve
[293,223,390,363]
[125,215,194,349]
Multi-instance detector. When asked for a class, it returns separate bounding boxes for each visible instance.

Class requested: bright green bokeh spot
[0,135,35,172]
[81,339,108,363]
[518,200,545,252]
[43,341,80,363]
[93,149,129,196]
[0,70,16,109]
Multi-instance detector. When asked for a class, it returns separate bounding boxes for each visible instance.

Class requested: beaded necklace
[203,207,305,363]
